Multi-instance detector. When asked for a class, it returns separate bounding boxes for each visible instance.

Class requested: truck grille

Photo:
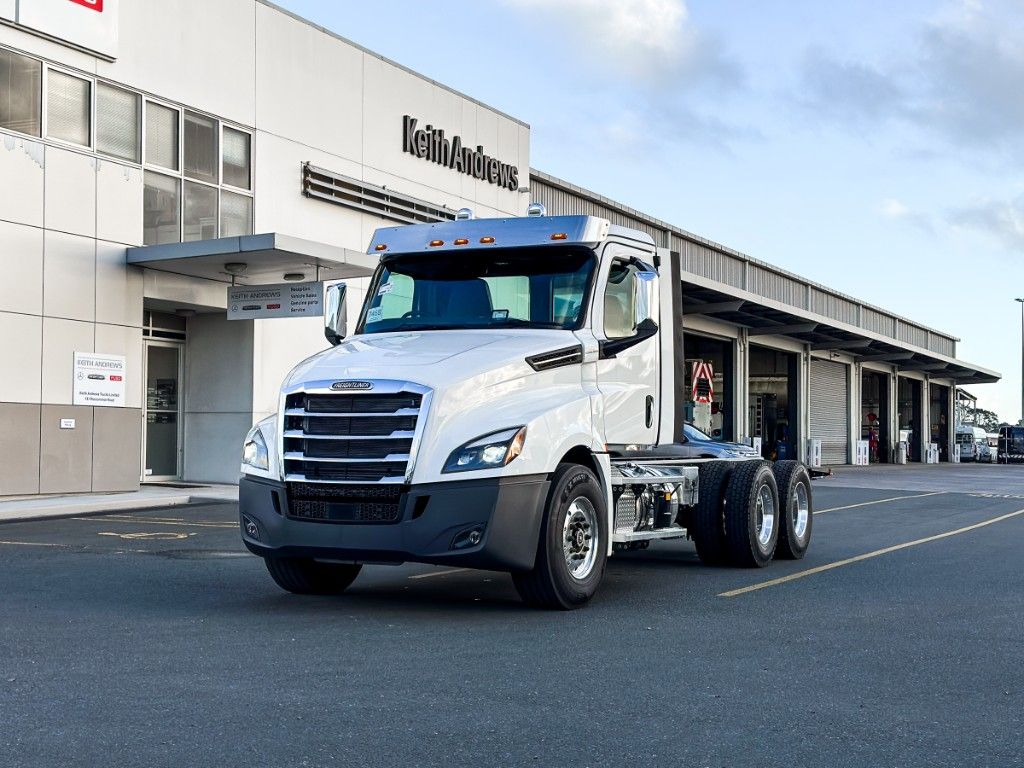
[283,388,425,485]
[286,483,404,524]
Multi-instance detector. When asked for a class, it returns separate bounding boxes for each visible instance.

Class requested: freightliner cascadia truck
[238,207,814,609]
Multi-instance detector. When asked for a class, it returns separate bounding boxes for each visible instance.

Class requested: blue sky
[278,0,1024,422]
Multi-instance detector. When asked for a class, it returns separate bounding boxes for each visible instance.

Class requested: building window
[183,181,218,242]
[46,69,91,146]
[96,83,140,163]
[0,49,42,137]
[144,171,181,245]
[220,190,253,237]
[146,101,179,171]
[184,110,218,183]
[222,126,251,190]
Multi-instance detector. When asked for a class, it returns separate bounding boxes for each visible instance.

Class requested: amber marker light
[375,244,387,251]
[454,238,469,246]
[429,239,445,247]
[551,233,568,240]
[479,236,496,244]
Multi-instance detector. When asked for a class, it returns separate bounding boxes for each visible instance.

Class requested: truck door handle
[645,396,654,428]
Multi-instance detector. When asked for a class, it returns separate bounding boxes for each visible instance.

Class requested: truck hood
[284,329,580,390]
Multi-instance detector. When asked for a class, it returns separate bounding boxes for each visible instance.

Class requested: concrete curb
[0,488,238,524]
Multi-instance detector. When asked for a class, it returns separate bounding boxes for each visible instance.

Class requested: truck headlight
[443,427,527,473]
[242,428,269,471]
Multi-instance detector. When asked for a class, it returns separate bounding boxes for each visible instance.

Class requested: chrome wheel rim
[792,481,810,541]
[755,483,776,551]
[563,497,598,580]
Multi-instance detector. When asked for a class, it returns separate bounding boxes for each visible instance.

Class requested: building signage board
[73,352,126,407]
[402,115,520,191]
[15,0,119,59]
[227,281,324,320]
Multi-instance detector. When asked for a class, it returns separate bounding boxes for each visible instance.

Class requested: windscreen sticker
[366,307,383,323]
[377,282,394,296]
[492,309,509,320]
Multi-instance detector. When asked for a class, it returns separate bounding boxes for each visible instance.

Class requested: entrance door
[143,341,183,480]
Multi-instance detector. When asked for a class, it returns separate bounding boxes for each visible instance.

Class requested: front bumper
[238,473,550,571]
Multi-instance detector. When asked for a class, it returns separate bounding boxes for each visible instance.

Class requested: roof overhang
[126,233,378,284]
[680,272,1000,385]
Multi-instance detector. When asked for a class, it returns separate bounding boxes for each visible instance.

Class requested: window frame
[43,63,94,150]
[220,122,253,193]
[95,80,142,164]
[0,47,43,138]
[143,96,182,173]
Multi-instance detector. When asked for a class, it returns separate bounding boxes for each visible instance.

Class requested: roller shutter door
[810,359,849,465]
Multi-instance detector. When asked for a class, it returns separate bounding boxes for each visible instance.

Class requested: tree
[961,407,1001,432]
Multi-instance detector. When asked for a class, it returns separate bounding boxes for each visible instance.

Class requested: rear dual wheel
[723,461,780,568]
[771,460,813,560]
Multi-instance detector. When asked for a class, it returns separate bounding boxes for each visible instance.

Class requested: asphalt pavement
[1,470,1022,767]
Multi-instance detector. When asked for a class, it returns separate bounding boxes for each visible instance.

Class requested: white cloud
[502,0,734,87]
[879,198,935,234]
[881,199,911,219]
[949,195,1024,249]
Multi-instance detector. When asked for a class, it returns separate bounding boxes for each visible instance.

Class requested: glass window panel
[183,182,218,242]
[184,110,218,183]
[222,126,251,190]
[96,83,140,162]
[0,49,42,136]
[143,171,180,245]
[145,101,179,170]
[46,69,90,146]
[220,190,253,237]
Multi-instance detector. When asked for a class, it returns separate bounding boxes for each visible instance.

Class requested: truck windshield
[357,247,595,333]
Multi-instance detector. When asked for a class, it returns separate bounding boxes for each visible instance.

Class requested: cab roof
[367,215,655,256]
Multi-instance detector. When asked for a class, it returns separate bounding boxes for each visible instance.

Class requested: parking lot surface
[1,467,1022,767]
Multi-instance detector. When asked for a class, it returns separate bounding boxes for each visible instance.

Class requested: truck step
[612,525,688,544]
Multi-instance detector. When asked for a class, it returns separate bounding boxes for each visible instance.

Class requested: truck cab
[238,211,813,608]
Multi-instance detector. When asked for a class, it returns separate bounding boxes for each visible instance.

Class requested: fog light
[242,515,260,541]
[451,525,485,550]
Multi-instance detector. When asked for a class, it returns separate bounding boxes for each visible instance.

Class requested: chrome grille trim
[277,378,432,485]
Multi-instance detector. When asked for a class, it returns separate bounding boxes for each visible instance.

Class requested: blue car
[682,423,761,459]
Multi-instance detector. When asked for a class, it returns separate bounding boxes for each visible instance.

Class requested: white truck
[238,209,814,609]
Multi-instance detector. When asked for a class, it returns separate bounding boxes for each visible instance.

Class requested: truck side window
[604,259,637,339]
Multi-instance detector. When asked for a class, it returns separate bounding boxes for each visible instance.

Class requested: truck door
[594,247,660,446]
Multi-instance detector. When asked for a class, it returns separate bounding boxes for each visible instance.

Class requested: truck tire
[512,463,607,610]
[772,460,813,560]
[264,556,362,595]
[692,461,734,565]
[723,460,780,568]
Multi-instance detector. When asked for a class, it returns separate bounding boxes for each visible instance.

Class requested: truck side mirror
[324,282,348,346]
[634,269,659,327]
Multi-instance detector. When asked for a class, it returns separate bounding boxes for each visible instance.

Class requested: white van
[957,426,990,462]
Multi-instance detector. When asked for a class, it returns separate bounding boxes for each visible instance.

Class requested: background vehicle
[998,425,1024,464]
[681,423,761,460]
[956,426,989,462]
[238,212,814,609]
[986,433,999,463]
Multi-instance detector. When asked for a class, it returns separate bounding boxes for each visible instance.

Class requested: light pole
[1017,298,1024,426]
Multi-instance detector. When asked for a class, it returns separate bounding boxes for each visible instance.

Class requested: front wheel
[264,556,362,595]
[512,463,607,610]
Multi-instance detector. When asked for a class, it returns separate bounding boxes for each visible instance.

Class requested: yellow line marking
[720,507,1024,598]
[0,539,66,547]
[407,568,469,580]
[814,491,945,515]
[72,516,234,529]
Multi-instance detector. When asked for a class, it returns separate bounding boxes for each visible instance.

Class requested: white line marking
[72,516,234,529]
[720,507,1024,598]
[814,491,945,515]
[407,568,469,580]
[0,540,66,547]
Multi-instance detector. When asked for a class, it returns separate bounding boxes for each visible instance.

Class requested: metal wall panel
[682,241,745,288]
[809,359,849,465]
[810,288,859,325]
[898,322,929,349]
[748,264,806,307]
[862,307,895,337]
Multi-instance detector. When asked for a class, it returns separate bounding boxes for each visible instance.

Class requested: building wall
[0,0,530,494]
